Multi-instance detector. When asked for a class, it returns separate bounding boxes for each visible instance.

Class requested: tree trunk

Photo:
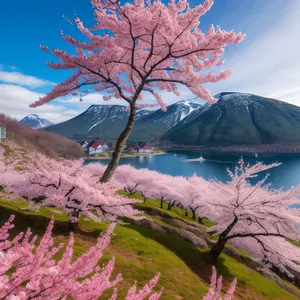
[209,216,238,259]
[192,210,196,220]
[185,210,188,217]
[69,221,79,232]
[209,238,227,260]
[198,216,203,224]
[100,104,137,183]
[167,202,172,211]
[68,209,80,232]
[160,199,164,209]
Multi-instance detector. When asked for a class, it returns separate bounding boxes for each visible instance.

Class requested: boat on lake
[184,155,206,162]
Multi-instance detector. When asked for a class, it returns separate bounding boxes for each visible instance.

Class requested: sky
[0,0,300,123]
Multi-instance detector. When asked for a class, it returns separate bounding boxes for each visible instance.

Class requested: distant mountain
[44,100,202,142]
[162,92,300,146]
[20,114,53,129]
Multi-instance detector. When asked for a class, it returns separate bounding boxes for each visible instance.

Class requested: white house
[102,143,109,152]
[88,141,103,155]
[0,124,6,143]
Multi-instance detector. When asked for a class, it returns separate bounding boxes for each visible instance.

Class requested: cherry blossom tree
[0,215,237,299]
[31,0,245,182]
[206,159,300,276]
[113,164,150,197]
[0,152,141,231]
[180,175,212,222]
[0,215,162,300]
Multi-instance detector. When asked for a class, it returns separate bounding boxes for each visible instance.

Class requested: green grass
[118,191,214,227]
[1,196,299,299]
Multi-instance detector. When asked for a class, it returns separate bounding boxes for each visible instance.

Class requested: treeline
[0,114,83,159]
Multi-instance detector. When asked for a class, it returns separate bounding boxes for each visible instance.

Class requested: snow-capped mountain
[20,114,53,129]
[133,100,202,141]
[44,101,202,142]
[44,105,151,142]
[162,92,300,146]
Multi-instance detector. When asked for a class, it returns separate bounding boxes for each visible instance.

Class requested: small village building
[140,145,152,153]
[134,142,153,153]
[0,124,6,143]
[126,145,136,153]
[88,141,103,155]
[102,143,109,152]
[107,142,115,152]
[80,140,89,148]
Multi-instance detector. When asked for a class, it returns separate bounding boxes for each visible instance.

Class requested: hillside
[0,194,299,300]
[44,100,202,143]
[162,92,300,146]
[20,114,53,129]
[0,114,83,158]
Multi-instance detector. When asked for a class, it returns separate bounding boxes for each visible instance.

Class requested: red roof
[127,145,135,150]
[90,141,102,149]
[141,145,151,149]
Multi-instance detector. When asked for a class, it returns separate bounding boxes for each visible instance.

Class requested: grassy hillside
[1,195,299,300]
[0,114,83,159]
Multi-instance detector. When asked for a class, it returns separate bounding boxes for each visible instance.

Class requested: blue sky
[1,0,300,123]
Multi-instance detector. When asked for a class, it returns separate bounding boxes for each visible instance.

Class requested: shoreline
[159,143,300,154]
[85,151,166,160]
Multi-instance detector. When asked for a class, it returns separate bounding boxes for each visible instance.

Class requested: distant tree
[113,164,150,197]
[206,160,300,276]
[0,215,237,299]
[31,0,245,182]
[0,151,140,231]
[182,175,212,221]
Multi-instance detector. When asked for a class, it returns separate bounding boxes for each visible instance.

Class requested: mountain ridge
[162,92,300,146]
[44,101,202,142]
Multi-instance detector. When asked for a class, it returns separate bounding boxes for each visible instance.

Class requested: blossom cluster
[30,0,244,109]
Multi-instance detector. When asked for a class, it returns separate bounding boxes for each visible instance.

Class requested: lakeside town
[80,139,163,159]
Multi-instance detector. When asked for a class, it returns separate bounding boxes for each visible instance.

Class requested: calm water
[86,150,300,190]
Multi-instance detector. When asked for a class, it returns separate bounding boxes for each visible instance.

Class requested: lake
[86,150,300,190]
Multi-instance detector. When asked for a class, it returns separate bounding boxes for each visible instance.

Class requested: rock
[133,217,165,232]
[258,268,300,297]
[161,224,208,248]
[260,268,278,282]
[172,219,188,228]
[207,239,217,247]
[224,246,241,259]
[184,224,206,238]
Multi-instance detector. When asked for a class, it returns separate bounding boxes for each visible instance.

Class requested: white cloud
[206,0,300,106]
[0,84,78,123]
[0,71,54,88]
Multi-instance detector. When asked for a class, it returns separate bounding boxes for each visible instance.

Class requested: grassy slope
[0,196,299,300]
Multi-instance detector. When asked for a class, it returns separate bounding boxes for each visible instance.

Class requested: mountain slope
[132,100,202,142]
[20,114,53,129]
[1,114,83,158]
[162,92,300,146]
[45,100,202,142]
